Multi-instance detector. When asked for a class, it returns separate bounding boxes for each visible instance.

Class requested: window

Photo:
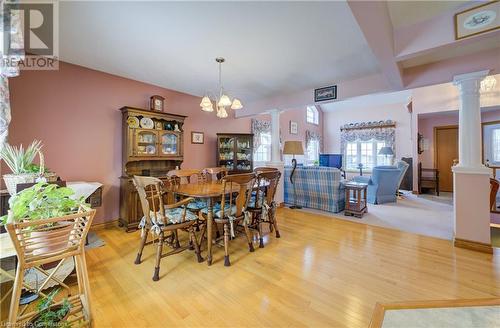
[344,140,390,170]
[306,106,319,125]
[493,129,500,162]
[306,139,320,164]
[254,132,271,162]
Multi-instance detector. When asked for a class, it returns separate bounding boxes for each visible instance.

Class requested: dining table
[170,180,267,266]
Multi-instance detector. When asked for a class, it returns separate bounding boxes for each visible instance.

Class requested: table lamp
[378,146,394,165]
[283,141,304,209]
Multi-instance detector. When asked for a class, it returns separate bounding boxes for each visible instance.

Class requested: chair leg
[8,262,24,324]
[243,219,255,252]
[223,223,230,267]
[174,230,181,249]
[258,220,264,248]
[153,231,164,281]
[190,227,203,263]
[134,229,148,264]
[272,214,281,238]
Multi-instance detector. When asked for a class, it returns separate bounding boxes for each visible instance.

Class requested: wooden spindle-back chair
[133,176,202,281]
[167,169,205,184]
[6,208,96,326]
[201,173,256,266]
[202,167,228,182]
[253,167,278,173]
[248,171,282,247]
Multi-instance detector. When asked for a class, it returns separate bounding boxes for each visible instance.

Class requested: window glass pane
[306,139,319,164]
[376,142,388,166]
[306,106,318,124]
[493,129,500,162]
[345,142,358,170]
[360,142,373,169]
[254,132,271,162]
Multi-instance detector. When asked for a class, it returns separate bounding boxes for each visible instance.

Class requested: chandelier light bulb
[201,103,214,112]
[216,106,228,118]
[218,94,232,107]
[200,96,212,108]
[231,98,243,110]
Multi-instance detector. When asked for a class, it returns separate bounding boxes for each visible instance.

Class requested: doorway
[434,125,458,192]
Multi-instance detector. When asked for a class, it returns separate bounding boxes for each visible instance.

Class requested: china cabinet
[119,106,186,231]
[216,133,254,174]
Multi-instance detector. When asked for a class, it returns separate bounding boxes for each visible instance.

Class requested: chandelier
[481,75,497,92]
[200,57,242,118]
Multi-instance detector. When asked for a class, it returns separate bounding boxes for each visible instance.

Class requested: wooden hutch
[216,133,254,174]
[119,106,186,231]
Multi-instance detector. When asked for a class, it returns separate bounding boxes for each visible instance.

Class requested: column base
[454,237,493,254]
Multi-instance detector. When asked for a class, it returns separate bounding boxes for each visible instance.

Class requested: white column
[452,70,491,251]
[453,70,489,171]
[267,109,284,204]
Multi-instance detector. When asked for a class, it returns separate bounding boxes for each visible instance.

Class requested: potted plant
[0,140,57,195]
[28,289,71,328]
[1,182,89,255]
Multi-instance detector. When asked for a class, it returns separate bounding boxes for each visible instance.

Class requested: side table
[344,181,368,218]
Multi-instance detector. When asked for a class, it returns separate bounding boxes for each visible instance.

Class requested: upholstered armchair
[353,166,402,204]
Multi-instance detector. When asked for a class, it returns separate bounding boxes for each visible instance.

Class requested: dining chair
[247,170,282,248]
[200,173,256,266]
[167,169,207,212]
[202,167,228,182]
[133,176,202,281]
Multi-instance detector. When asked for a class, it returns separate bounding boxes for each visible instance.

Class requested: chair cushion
[201,203,237,218]
[187,198,207,210]
[147,206,198,225]
[249,190,265,208]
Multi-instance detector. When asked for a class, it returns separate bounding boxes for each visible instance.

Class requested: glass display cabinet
[217,133,254,174]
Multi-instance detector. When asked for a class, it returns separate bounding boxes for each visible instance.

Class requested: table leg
[206,198,213,266]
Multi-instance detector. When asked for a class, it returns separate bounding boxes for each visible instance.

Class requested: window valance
[251,119,271,150]
[340,120,396,155]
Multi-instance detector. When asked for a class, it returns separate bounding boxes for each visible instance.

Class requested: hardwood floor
[86,208,500,327]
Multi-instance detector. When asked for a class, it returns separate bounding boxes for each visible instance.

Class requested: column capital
[453,70,490,85]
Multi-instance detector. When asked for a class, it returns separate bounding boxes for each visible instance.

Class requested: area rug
[86,231,105,249]
[370,299,500,328]
[299,192,454,240]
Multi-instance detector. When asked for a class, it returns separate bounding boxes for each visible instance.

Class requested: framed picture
[314,85,337,102]
[191,131,204,144]
[289,121,298,135]
[455,1,499,40]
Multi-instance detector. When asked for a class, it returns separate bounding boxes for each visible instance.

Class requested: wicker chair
[247,170,282,247]
[6,208,96,326]
[199,173,257,266]
[133,176,202,281]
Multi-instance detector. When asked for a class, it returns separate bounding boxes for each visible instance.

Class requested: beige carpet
[299,192,454,240]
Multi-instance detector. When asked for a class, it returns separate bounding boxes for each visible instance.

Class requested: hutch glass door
[160,132,178,156]
[136,130,157,156]
[219,137,235,171]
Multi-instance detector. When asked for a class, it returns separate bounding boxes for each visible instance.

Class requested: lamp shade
[378,146,394,156]
[218,94,232,107]
[283,141,304,155]
[231,98,243,110]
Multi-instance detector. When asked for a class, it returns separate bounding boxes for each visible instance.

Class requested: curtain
[340,120,396,155]
[251,119,271,150]
[305,130,323,152]
[1,1,24,150]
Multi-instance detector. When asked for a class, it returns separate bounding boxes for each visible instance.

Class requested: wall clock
[150,95,165,111]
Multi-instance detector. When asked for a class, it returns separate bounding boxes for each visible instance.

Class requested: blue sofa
[353,164,405,204]
[284,166,345,213]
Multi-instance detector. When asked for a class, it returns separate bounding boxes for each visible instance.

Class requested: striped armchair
[284,166,345,213]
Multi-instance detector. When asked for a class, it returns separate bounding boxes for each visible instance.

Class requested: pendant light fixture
[200,57,243,117]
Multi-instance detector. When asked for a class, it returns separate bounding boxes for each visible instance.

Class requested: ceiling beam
[347,0,404,90]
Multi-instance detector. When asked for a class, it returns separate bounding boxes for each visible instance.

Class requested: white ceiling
[320,89,412,112]
[387,0,471,29]
[59,1,380,102]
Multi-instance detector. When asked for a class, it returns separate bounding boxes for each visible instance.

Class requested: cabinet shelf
[217,133,254,174]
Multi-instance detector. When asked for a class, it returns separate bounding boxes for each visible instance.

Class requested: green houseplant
[28,289,71,328]
[0,140,57,195]
[1,182,88,225]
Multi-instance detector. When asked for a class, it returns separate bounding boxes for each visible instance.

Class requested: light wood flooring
[85,208,500,327]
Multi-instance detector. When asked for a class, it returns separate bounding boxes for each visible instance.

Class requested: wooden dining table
[170,180,267,266]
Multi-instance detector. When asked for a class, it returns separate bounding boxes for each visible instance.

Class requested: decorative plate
[127,116,139,128]
[146,145,156,154]
[140,117,154,129]
[155,122,163,130]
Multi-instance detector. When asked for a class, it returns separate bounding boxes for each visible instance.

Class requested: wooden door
[435,126,458,192]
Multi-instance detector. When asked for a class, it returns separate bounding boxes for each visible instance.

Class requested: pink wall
[418,110,500,168]
[6,61,251,224]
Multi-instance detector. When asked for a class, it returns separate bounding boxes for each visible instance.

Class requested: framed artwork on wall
[191,131,204,144]
[455,1,499,40]
[314,85,337,102]
[290,121,298,135]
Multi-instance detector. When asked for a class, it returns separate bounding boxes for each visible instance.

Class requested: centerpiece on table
[0,140,57,195]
